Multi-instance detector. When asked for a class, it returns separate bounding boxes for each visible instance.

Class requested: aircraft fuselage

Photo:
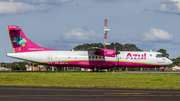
[7,51,172,69]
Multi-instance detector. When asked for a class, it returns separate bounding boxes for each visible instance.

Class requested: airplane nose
[168,59,173,65]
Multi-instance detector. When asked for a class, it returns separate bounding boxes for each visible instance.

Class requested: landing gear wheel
[160,69,164,72]
[97,67,101,72]
[93,68,98,72]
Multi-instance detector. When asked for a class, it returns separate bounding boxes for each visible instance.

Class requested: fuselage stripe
[40,60,163,66]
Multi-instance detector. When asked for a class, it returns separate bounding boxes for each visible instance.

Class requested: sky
[1,0,180,62]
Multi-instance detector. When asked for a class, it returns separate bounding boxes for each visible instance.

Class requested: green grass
[0,72,180,89]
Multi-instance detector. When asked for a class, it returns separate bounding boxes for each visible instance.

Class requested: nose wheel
[160,66,164,72]
[160,69,164,72]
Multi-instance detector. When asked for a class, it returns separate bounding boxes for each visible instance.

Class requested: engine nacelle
[95,49,117,57]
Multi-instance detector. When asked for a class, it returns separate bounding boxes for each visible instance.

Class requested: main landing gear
[160,69,164,72]
[93,67,100,72]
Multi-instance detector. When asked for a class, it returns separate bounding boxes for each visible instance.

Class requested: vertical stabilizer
[7,26,57,53]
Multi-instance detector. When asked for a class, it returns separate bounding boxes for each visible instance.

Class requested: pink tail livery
[7,26,57,53]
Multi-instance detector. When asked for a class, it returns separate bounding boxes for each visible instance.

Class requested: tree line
[73,42,142,51]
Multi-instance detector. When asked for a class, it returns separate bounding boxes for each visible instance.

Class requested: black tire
[160,69,164,72]
[93,68,98,72]
[97,67,101,72]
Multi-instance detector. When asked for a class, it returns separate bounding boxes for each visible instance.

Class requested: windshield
[156,54,165,58]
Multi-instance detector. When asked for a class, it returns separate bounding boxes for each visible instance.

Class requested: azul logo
[13,36,27,50]
[107,51,114,54]
[127,53,146,60]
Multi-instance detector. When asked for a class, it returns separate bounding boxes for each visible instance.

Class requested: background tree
[122,43,142,51]
[114,42,123,51]
[171,57,180,67]
[73,42,142,51]
[11,62,20,70]
[11,62,26,70]
[73,43,104,51]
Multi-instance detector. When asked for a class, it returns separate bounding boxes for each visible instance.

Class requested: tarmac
[0,71,180,100]
[0,86,180,101]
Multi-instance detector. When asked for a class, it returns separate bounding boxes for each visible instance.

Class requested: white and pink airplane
[6,25,172,72]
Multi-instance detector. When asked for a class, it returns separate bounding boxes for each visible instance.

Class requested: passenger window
[96,56,98,59]
[89,56,91,59]
[92,56,94,59]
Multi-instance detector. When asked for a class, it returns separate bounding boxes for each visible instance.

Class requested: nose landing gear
[160,66,164,72]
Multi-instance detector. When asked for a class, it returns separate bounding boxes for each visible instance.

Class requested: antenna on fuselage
[104,19,110,49]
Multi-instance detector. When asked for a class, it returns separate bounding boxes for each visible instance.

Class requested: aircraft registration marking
[54,62,68,64]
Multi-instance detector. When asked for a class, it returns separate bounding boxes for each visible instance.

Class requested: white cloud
[62,26,103,43]
[143,27,173,41]
[40,26,104,50]
[0,0,72,14]
[3,0,72,5]
[0,1,47,14]
[155,0,180,14]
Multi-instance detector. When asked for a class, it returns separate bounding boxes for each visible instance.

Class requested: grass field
[0,72,180,89]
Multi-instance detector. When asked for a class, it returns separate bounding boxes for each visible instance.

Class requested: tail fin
[7,26,57,53]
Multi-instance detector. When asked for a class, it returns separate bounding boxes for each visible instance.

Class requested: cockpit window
[156,54,165,58]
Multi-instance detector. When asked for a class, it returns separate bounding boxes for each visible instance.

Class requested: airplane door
[117,55,119,66]
[47,55,52,64]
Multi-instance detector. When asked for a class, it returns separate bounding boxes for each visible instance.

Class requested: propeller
[115,47,120,59]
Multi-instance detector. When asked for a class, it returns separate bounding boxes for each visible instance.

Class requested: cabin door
[117,55,119,66]
[47,55,52,64]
